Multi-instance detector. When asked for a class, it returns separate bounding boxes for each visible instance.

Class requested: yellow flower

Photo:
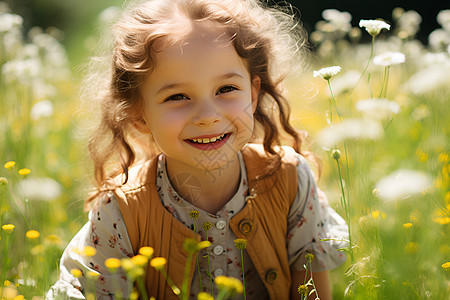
[197,292,214,300]
[2,224,15,233]
[202,221,212,231]
[86,271,99,279]
[18,168,31,176]
[197,240,211,250]
[189,210,200,219]
[441,262,450,271]
[14,295,25,300]
[215,276,243,295]
[138,246,154,258]
[234,238,247,250]
[403,223,413,229]
[82,246,97,257]
[104,258,121,270]
[70,269,83,278]
[31,245,45,256]
[120,258,136,272]
[305,253,315,262]
[150,257,167,270]
[4,161,15,169]
[26,230,40,239]
[183,238,210,254]
[4,280,12,286]
[131,254,148,267]
[371,210,386,219]
[298,284,309,297]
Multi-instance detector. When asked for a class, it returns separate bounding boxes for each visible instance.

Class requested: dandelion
[403,223,413,229]
[25,230,40,239]
[70,269,83,278]
[359,19,391,36]
[138,246,154,258]
[4,161,15,169]
[313,66,341,80]
[150,257,167,270]
[305,253,315,262]
[375,169,432,202]
[373,52,406,67]
[104,258,121,270]
[2,224,15,233]
[131,254,148,267]
[298,284,309,297]
[442,262,450,271]
[189,209,200,220]
[18,168,31,176]
[82,246,97,257]
[215,276,243,295]
[234,238,248,250]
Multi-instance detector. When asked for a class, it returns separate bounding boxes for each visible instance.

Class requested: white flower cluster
[373,52,406,67]
[359,19,391,37]
[313,66,341,80]
[355,98,400,120]
[0,13,22,32]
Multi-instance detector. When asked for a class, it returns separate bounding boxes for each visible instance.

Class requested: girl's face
[138,27,260,173]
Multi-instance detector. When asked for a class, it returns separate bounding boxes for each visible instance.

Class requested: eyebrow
[155,72,245,95]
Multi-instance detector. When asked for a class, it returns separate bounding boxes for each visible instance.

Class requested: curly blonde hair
[85,0,310,205]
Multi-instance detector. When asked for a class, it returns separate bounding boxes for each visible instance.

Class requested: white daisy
[359,19,391,36]
[373,52,406,67]
[313,65,342,80]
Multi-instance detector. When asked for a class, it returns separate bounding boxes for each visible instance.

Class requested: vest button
[213,245,224,255]
[238,219,254,235]
[215,220,226,230]
[265,269,278,284]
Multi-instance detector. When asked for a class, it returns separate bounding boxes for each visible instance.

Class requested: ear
[251,75,261,113]
[133,118,152,134]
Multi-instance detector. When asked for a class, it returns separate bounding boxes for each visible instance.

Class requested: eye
[165,94,189,102]
[216,85,238,95]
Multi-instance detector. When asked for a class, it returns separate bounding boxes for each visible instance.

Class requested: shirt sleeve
[46,192,134,299]
[287,154,348,272]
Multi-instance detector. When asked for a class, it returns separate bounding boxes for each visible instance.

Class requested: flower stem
[160,268,182,298]
[205,231,214,295]
[378,66,390,98]
[349,35,375,97]
[182,253,193,300]
[192,222,203,291]
[241,249,247,300]
[136,276,148,300]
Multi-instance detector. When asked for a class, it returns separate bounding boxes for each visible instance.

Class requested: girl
[49,0,348,299]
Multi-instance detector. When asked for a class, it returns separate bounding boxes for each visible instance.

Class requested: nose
[192,100,221,126]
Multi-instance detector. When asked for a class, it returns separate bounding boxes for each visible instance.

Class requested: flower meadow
[1,3,449,300]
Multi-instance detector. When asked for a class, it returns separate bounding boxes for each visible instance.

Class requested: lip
[184,133,231,150]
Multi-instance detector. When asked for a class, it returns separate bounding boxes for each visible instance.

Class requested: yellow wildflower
[305,253,315,262]
[441,262,450,271]
[438,153,449,163]
[82,246,97,257]
[298,284,309,297]
[197,292,214,300]
[14,295,25,300]
[26,230,40,239]
[189,210,200,219]
[131,254,148,267]
[4,161,15,169]
[45,234,62,246]
[138,246,154,258]
[120,258,136,272]
[2,224,15,233]
[197,240,211,250]
[371,210,386,219]
[215,276,243,295]
[18,168,31,176]
[403,223,413,229]
[70,269,83,278]
[150,257,167,270]
[31,245,45,256]
[4,280,11,286]
[86,271,99,279]
[202,221,212,231]
[234,238,248,250]
[104,258,121,270]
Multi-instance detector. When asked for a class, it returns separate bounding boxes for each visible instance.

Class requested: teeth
[190,134,226,144]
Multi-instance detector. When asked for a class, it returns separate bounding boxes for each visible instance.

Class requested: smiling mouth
[187,133,229,144]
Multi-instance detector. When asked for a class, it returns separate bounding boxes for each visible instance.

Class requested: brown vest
[113,144,298,299]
